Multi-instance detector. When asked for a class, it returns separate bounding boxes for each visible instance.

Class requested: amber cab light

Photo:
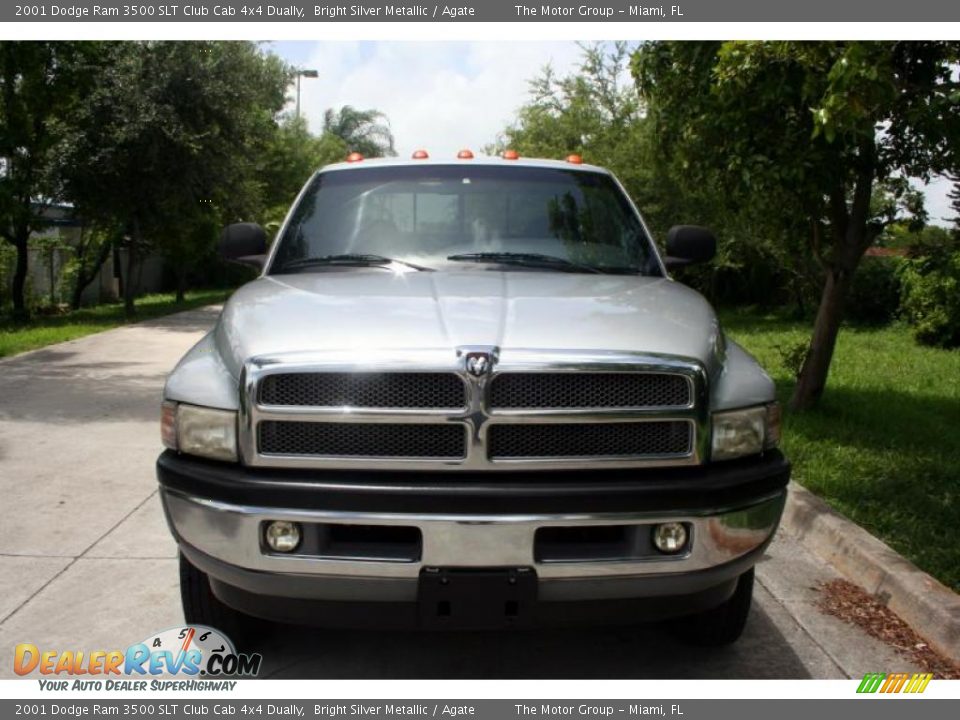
[412,149,429,159]
[457,149,474,159]
[502,150,520,160]
[346,152,364,163]
[566,154,583,164]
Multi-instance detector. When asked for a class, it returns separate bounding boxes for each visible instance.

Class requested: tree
[494,43,818,313]
[31,228,69,306]
[0,42,89,318]
[160,205,217,304]
[322,105,396,158]
[259,114,347,227]
[66,220,117,310]
[491,43,647,198]
[634,41,960,410]
[60,41,290,316]
[950,180,960,240]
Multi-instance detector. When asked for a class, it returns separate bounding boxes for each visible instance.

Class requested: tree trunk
[793,289,805,320]
[123,221,141,318]
[175,267,187,304]
[791,141,877,411]
[10,235,30,321]
[48,249,56,305]
[790,267,852,410]
[71,237,113,310]
[70,276,85,311]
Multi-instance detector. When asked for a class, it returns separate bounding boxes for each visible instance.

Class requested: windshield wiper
[275,254,434,273]
[446,252,607,274]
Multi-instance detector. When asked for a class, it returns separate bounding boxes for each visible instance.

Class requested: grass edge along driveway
[0,289,232,358]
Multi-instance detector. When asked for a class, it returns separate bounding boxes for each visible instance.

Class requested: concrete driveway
[0,307,917,679]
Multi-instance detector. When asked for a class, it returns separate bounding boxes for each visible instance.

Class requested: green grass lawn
[0,288,232,358]
[722,308,960,592]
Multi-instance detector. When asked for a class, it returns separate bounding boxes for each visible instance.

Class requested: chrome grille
[488,421,693,459]
[242,349,706,471]
[489,372,691,409]
[259,421,466,459]
[259,372,466,409]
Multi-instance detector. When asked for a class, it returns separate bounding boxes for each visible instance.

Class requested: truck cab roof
[318,154,610,175]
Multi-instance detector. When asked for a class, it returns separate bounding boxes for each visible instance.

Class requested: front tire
[179,551,264,648]
[671,567,755,646]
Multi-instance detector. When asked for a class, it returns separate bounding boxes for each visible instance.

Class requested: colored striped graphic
[857,672,933,694]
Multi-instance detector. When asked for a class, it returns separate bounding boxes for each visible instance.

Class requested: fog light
[652,522,688,554]
[265,521,301,553]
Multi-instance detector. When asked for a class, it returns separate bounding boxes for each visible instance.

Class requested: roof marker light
[502,150,520,160]
[566,154,583,165]
[346,152,364,163]
[457,149,475,160]
[412,149,429,160]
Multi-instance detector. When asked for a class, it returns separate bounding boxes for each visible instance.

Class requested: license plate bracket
[417,566,538,629]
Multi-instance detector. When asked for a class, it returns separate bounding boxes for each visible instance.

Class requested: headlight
[161,401,238,462]
[712,403,780,461]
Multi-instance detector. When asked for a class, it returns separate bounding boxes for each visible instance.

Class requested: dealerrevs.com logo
[14,626,262,689]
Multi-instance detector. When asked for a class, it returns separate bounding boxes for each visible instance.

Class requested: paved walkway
[0,307,915,678]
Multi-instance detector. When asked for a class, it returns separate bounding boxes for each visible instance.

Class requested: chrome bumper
[162,487,784,591]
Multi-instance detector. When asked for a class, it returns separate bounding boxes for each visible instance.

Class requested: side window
[581,185,643,250]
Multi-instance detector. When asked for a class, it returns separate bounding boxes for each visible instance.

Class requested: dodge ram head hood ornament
[465,352,491,377]
[460,347,497,378]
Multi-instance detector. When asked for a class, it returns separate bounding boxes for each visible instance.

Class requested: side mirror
[664,225,717,269]
[219,223,267,270]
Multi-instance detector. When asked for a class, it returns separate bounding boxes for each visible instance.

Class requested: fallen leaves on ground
[816,578,959,679]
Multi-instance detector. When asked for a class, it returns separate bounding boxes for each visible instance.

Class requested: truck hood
[214,271,723,377]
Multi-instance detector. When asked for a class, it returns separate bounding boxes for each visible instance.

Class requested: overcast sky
[269,41,955,226]
[271,41,583,157]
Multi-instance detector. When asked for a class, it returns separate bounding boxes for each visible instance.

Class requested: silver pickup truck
[157,154,789,646]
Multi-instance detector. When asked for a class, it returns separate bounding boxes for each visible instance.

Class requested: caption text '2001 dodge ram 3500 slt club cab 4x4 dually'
[158,152,790,646]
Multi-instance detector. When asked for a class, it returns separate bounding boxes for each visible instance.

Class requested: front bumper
[158,450,789,624]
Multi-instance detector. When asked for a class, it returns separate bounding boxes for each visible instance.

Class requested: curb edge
[781,481,960,664]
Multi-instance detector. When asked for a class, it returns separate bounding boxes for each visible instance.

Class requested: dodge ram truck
[158,152,789,645]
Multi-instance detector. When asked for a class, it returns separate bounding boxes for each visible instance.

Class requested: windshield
[269,164,661,275]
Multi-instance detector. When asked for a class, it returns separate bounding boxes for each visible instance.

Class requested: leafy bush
[775,339,809,379]
[846,256,903,325]
[898,250,960,348]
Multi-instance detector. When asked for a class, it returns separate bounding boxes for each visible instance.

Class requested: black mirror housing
[219,223,267,270]
[664,225,717,269]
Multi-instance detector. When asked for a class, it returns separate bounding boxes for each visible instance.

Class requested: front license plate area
[418,567,538,629]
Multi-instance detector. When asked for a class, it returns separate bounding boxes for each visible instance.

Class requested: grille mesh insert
[488,421,692,459]
[259,421,466,458]
[488,373,691,409]
[259,372,466,409]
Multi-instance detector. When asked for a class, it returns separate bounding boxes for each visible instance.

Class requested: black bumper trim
[210,578,739,630]
[157,449,790,515]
